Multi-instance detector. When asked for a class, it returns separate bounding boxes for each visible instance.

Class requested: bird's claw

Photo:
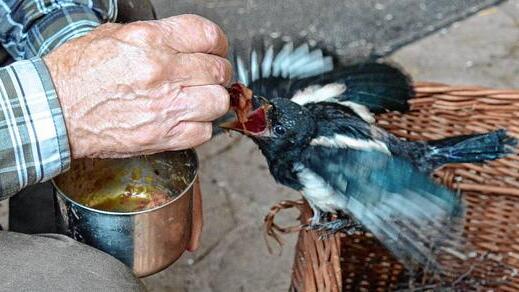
[300,223,333,240]
[301,210,328,230]
[318,231,335,240]
[308,218,362,240]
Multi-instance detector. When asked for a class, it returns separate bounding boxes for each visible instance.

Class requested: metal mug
[52,150,202,277]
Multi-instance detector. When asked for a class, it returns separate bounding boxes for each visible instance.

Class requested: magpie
[221,40,518,272]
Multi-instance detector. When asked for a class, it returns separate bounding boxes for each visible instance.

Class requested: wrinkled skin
[44,14,232,158]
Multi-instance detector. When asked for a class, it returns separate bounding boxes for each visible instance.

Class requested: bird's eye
[273,125,286,136]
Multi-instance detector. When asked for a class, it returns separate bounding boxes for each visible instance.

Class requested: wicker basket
[265,82,519,291]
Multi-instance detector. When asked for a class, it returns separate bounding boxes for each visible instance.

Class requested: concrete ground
[391,2,519,88]
[142,1,519,291]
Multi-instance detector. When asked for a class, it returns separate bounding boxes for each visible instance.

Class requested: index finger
[157,14,228,57]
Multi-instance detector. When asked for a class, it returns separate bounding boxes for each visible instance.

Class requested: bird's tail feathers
[421,129,517,170]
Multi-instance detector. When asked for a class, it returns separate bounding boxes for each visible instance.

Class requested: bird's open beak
[219,103,272,136]
[220,83,272,136]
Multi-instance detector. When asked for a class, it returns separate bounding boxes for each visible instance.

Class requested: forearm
[0,0,117,59]
[0,58,70,198]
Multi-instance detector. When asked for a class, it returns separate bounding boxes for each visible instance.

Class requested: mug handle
[187,177,203,251]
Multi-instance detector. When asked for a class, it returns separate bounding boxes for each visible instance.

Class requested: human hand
[44,14,231,159]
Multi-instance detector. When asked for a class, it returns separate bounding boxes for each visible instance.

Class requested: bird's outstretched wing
[300,145,467,273]
[233,39,414,113]
[234,40,334,99]
[289,62,414,114]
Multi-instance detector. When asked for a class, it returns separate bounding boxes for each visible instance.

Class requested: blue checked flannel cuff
[24,6,105,58]
[0,0,117,59]
[0,58,70,198]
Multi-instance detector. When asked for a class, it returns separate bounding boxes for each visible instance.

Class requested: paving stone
[390,2,519,87]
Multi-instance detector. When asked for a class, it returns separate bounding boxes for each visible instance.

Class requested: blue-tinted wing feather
[301,146,466,272]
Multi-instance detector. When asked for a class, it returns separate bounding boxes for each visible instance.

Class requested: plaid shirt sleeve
[0,58,68,198]
[0,0,117,60]
[0,0,117,198]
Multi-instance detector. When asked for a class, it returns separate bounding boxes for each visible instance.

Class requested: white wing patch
[294,163,348,213]
[310,134,391,154]
[292,83,347,105]
[337,101,375,123]
[291,83,375,123]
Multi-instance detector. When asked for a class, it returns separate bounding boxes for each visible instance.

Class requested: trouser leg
[0,231,145,291]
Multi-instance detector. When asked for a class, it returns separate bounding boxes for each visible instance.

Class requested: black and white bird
[221,40,518,272]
